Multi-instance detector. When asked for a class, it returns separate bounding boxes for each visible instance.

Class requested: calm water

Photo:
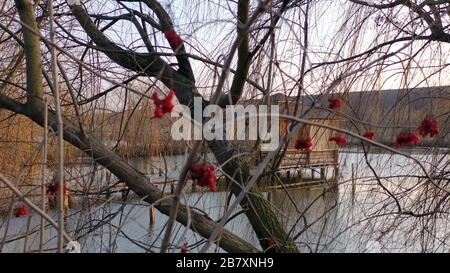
[1,148,449,253]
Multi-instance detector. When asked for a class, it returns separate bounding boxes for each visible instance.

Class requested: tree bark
[68,1,299,252]
[0,94,259,253]
[8,0,259,253]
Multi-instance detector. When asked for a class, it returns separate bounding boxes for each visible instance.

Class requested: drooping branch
[217,0,291,106]
[137,0,195,81]
[67,0,299,253]
[349,0,407,9]
[7,0,259,253]
[69,3,177,87]
[350,0,450,42]
[0,92,260,253]
[216,0,251,106]
[69,1,200,106]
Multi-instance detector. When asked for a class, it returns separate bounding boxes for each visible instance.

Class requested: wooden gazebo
[259,117,342,185]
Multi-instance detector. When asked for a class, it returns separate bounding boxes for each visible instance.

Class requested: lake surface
[1,147,449,253]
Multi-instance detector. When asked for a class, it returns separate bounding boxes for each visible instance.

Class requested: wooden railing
[261,149,339,169]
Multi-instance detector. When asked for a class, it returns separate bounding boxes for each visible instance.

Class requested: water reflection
[268,185,340,252]
[1,149,449,252]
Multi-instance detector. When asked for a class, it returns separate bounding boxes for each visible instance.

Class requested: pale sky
[70,0,450,110]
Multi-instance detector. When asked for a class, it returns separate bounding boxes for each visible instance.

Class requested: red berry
[152,90,176,119]
[329,134,347,146]
[164,31,183,48]
[190,163,217,192]
[151,92,161,105]
[14,205,29,217]
[396,132,420,148]
[154,107,164,118]
[181,243,189,253]
[418,118,438,138]
[363,131,376,140]
[166,90,175,100]
[46,180,68,197]
[328,98,342,109]
[162,100,174,113]
[295,138,313,152]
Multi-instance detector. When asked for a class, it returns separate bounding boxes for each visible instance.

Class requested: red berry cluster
[328,98,342,109]
[46,180,68,197]
[189,163,217,192]
[418,118,439,138]
[394,117,439,148]
[363,131,376,140]
[181,243,189,253]
[14,205,29,218]
[295,137,313,152]
[164,31,183,49]
[329,134,347,146]
[152,90,175,118]
[396,132,420,148]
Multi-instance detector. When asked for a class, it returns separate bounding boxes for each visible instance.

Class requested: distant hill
[266,86,450,146]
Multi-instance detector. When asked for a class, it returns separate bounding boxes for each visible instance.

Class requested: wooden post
[39,98,48,253]
[320,167,325,181]
[149,206,155,226]
[333,149,339,182]
[191,180,197,192]
[23,216,32,253]
[64,187,69,217]
[351,163,356,204]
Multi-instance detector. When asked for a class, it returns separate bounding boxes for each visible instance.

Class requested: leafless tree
[0,0,448,253]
